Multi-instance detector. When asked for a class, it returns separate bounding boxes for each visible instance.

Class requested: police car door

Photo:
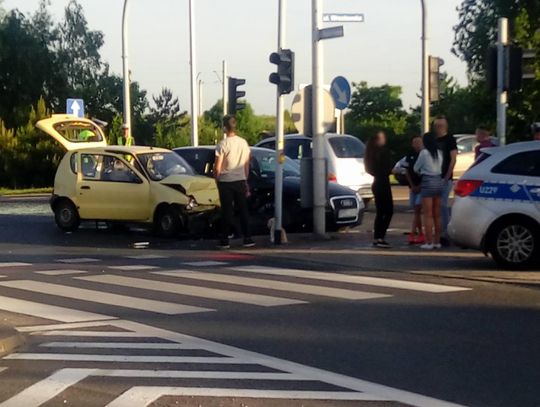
[489,148,540,217]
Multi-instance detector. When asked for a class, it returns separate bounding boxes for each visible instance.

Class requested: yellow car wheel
[54,199,80,232]
[154,205,181,238]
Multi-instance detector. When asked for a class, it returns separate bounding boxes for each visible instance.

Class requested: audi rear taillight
[454,180,483,197]
[328,173,337,182]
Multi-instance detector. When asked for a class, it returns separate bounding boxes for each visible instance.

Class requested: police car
[448,141,540,269]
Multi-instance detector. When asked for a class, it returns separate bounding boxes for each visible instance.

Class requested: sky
[4,0,468,115]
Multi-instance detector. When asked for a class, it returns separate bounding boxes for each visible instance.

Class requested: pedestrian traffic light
[486,45,535,91]
[507,45,523,91]
[228,77,246,115]
[429,56,444,102]
[269,49,295,95]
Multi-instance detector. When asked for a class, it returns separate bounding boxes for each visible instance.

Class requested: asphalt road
[0,195,539,407]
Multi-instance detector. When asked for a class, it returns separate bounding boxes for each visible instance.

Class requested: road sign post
[121,0,132,142]
[497,18,509,146]
[189,0,198,147]
[66,99,85,118]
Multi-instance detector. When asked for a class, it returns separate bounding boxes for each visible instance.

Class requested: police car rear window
[491,151,540,177]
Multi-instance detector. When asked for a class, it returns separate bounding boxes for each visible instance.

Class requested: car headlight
[186,196,198,210]
[356,193,364,209]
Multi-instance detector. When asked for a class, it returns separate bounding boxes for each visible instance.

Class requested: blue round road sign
[330,76,351,110]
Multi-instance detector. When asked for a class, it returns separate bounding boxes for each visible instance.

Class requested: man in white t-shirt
[214,115,254,249]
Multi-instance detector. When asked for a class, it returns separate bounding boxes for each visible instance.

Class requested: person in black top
[433,116,457,243]
[365,131,393,248]
[401,134,424,244]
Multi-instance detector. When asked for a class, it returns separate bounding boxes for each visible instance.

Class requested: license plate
[338,208,358,219]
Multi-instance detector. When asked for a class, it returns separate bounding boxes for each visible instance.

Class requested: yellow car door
[77,153,151,221]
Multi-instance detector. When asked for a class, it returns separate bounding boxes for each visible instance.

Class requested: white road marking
[56,258,100,264]
[110,319,465,407]
[36,331,151,337]
[0,280,213,315]
[0,275,6,279]
[156,270,391,301]
[0,367,7,374]
[0,262,31,268]
[0,368,92,407]
[35,269,87,276]
[234,266,472,293]
[4,353,249,364]
[0,295,111,323]
[183,261,228,267]
[18,321,117,333]
[108,265,159,271]
[124,255,168,260]
[77,275,306,307]
[40,342,199,350]
[107,388,385,407]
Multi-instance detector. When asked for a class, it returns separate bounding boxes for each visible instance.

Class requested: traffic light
[269,49,295,95]
[486,45,535,91]
[507,45,523,91]
[228,77,246,115]
[429,56,444,102]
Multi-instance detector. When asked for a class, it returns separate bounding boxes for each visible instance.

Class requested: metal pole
[497,17,508,145]
[420,0,429,135]
[222,60,228,117]
[312,0,326,237]
[198,79,203,117]
[121,0,132,142]
[189,0,198,146]
[273,0,286,245]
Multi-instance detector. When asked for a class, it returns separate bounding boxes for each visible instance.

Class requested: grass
[0,187,53,196]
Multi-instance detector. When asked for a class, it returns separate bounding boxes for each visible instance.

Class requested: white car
[256,134,374,202]
[448,141,540,269]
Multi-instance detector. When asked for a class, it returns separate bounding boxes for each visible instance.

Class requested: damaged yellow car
[37,115,220,237]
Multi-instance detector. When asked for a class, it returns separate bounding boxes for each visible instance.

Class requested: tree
[453,0,540,140]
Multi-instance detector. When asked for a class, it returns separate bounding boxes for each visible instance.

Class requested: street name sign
[323,13,364,23]
[318,26,344,41]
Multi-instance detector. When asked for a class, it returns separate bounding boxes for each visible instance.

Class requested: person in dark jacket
[365,131,394,248]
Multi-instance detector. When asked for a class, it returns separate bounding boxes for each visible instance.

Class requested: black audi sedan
[173,146,364,233]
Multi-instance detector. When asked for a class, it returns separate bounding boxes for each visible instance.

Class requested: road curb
[0,326,24,357]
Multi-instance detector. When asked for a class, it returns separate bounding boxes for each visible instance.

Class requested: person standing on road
[414,132,444,250]
[401,134,424,245]
[214,115,255,250]
[433,116,457,245]
[365,131,394,249]
[474,126,496,160]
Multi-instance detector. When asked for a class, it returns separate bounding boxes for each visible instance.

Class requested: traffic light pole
[273,0,286,244]
[420,0,429,135]
[312,0,326,237]
[222,60,228,118]
[497,17,508,146]
[189,0,199,147]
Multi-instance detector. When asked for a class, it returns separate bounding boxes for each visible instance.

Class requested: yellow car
[37,115,220,237]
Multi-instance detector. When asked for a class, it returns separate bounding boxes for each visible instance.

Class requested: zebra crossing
[0,259,469,406]
[0,259,472,318]
[0,316,463,407]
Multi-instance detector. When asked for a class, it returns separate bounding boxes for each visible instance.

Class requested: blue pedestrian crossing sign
[330,76,351,110]
[66,99,85,118]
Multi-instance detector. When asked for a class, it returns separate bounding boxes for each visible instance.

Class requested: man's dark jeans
[217,180,251,240]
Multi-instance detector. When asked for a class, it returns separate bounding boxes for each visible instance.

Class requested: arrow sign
[330,76,352,110]
[66,98,85,118]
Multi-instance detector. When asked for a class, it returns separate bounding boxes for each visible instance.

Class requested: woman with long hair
[364,131,394,248]
[414,132,444,249]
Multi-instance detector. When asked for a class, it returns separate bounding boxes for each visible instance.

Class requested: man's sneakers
[373,240,392,249]
[243,238,256,248]
[217,239,230,250]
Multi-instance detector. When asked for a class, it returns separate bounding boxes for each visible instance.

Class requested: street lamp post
[420,0,429,135]
[121,0,132,143]
[189,0,199,146]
